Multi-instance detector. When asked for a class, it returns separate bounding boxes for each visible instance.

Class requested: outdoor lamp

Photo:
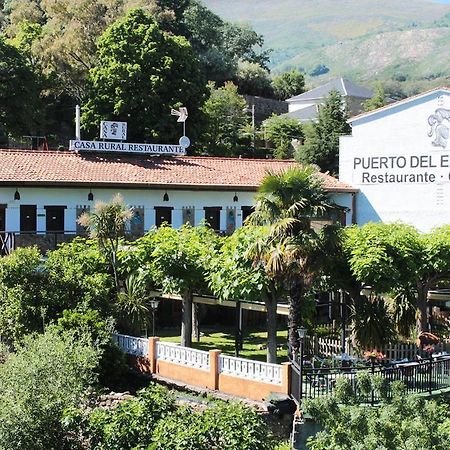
[360,285,373,297]
[88,189,94,201]
[14,188,20,201]
[233,192,238,202]
[149,298,160,311]
[297,326,307,340]
[149,298,160,337]
[163,191,169,202]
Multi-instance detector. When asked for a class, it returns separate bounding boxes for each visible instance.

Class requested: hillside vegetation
[203,0,450,94]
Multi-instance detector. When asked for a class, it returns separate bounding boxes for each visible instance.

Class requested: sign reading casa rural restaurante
[69,139,186,155]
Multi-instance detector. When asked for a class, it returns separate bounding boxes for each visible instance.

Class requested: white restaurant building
[340,86,450,232]
[0,149,356,253]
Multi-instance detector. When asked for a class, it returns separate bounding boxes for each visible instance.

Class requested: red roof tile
[0,149,356,192]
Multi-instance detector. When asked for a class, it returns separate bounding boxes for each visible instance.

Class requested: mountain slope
[203,0,450,92]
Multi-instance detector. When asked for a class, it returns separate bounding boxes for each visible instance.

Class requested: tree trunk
[181,288,193,347]
[265,292,278,364]
[192,303,200,342]
[288,277,305,355]
[416,283,428,334]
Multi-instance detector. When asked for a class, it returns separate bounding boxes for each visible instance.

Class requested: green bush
[52,308,127,387]
[372,374,390,401]
[305,393,450,450]
[150,401,276,450]
[149,407,211,450]
[0,328,100,450]
[334,376,355,405]
[0,246,42,287]
[44,239,113,318]
[356,371,372,399]
[88,384,175,450]
[0,247,44,345]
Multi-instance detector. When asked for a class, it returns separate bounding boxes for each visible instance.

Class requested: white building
[340,87,450,232]
[0,149,355,253]
[285,77,373,123]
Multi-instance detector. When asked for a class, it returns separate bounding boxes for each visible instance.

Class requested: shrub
[356,371,372,399]
[372,374,390,401]
[150,401,276,450]
[44,239,113,318]
[0,328,100,450]
[0,246,42,287]
[334,376,355,405]
[87,384,175,450]
[0,247,44,345]
[52,307,127,387]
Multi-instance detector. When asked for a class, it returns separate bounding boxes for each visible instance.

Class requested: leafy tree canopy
[209,225,271,303]
[235,60,273,97]
[0,34,42,136]
[199,81,250,156]
[305,393,450,450]
[271,69,305,100]
[81,9,207,143]
[263,114,303,159]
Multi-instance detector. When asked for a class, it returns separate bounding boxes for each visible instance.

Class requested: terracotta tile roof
[0,149,356,192]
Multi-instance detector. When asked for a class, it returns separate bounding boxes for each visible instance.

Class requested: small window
[0,205,5,233]
[45,206,66,232]
[241,206,254,223]
[155,207,173,227]
[20,205,37,233]
[204,207,221,231]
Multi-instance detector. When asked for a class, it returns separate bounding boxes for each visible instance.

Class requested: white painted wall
[340,90,450,231]
[288,101,316,113]
[0,186,353,232]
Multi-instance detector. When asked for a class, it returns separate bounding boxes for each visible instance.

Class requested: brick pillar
[148,337,160,374]
[282,362,292,395]
[209,349,221,390]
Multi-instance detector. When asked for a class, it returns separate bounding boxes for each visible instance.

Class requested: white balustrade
[112,333,148,357]
[156,341,210,370]
[219,354,282,385]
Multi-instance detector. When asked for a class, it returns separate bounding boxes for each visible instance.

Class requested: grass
[158,326,289,364]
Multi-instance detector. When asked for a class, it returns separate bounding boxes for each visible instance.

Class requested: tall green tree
[82,9,207,142]
[263,114,303,159]
[249,166,340,352]
[363,82,386,112]
[200,81,250,156]
[149,224,219,347]
[272,69,305,100]
[296,90,351,174]
[209,225,283,363]
[0,35,42,137]
[235,60,273,97]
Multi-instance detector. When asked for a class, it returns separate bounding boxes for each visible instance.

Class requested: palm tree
[248,166,340,353]
[77,194,133,293]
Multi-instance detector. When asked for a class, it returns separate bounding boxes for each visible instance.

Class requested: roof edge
[349,86,450,123]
